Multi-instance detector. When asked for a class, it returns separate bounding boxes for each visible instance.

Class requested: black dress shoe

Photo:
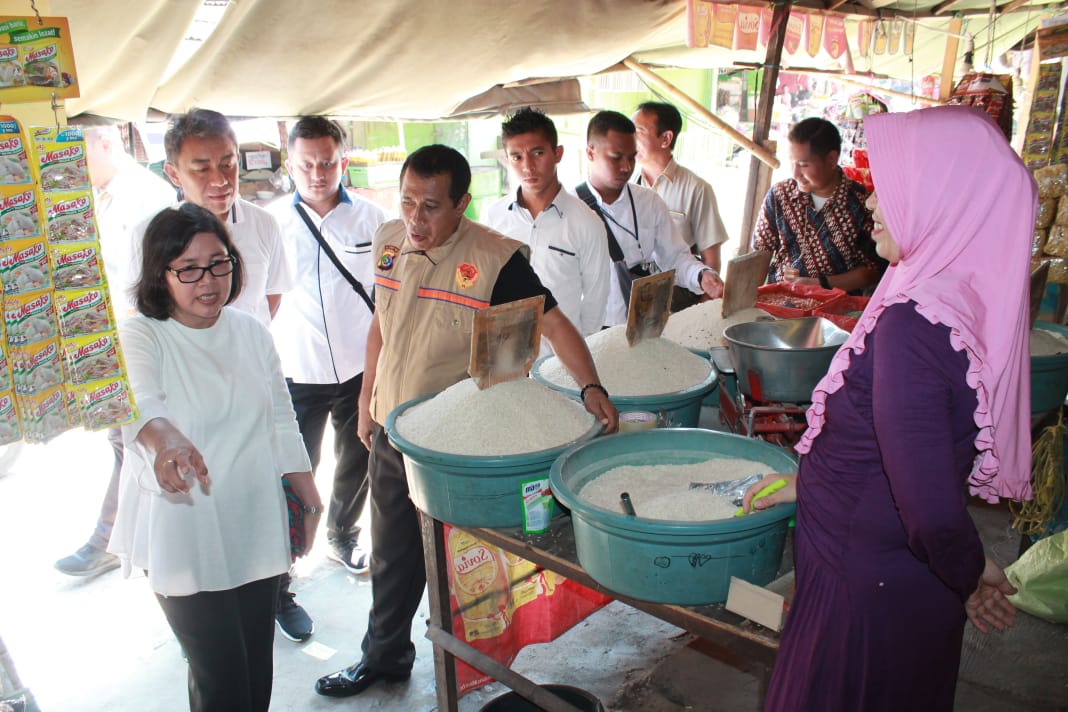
[315,661,411,697]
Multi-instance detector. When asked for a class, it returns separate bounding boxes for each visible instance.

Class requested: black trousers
[156,575,281,712]
[287,374,370,543]
[359,423,424,674]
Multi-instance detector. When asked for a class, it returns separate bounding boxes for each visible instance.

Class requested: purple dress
[765,303,987,711]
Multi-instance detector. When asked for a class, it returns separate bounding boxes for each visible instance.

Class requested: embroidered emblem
[378,245,400,271]
[456,262,479,289]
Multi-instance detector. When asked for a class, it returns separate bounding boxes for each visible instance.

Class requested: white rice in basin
[661,298,772,351]
[537,325,711,396]
[394,377,596,455]
[579,458,773,521]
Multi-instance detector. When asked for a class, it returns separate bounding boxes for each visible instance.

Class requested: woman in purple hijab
[743,106,1034,711]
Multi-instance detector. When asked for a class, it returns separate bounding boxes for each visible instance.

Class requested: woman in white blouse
[109,203,321,712]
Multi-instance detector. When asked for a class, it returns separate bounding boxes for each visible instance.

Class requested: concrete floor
[1,418,1066,711]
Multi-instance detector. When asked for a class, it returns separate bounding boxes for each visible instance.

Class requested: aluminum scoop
[688,473,764,500]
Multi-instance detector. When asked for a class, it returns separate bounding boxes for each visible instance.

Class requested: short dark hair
[135,203,244,320]
[587,110,635,143]
[164,108,238,165]
[636,102,683,149]
[788,117,841,159]
[288,116,347,151]
[399,144,471,206]
[502,107,557,147]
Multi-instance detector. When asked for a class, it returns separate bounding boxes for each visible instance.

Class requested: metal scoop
[689,473,765,501]
[468,295,544,390]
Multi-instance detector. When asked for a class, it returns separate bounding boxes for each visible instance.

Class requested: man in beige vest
[315,144,617,698]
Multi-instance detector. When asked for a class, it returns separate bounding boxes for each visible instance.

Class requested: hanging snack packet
[12,336,63,395]
[62,330,124,385]
[31,126,89,192]
[54,286,116,338]
[21,37,63,88]
[18,384,70,442]
[49,241,104,290]
[44,190,96,243]
[0,237,50,294]
[0,390,20,444]
[0,184,41,240]
[0,348,10,392]
[4,288,57,347]
[73,376,137,431]
[65,385,81,428]
[0,118,30,184]
[0,44,24,88]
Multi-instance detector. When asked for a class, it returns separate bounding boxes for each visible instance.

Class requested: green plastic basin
[385,393,602,527]
[550,428,797,605]
[1032,321,1068,415]
[531,357,717,428]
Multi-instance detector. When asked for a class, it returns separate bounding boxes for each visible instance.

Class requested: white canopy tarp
[55,0,1052,121]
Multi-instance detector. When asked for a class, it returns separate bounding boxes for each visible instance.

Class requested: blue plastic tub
[531,357,717,428]
[1032,321,1068,414]
[385,393,602,528]
[550,428,797,605]
[686,347,720,407]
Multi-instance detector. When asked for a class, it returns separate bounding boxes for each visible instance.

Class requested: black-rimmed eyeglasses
[167,256,237,283]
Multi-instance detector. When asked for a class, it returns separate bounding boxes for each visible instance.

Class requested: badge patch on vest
[378,245,400,271]
[456,263,479,289]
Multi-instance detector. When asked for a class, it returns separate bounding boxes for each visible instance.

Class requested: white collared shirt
[635,158,728,252]
[577,182,707,326]
[268,188,388,384]
[483,187,610,337]
[127,199,292,328]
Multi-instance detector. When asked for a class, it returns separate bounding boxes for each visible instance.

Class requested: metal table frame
[419,513,786,712]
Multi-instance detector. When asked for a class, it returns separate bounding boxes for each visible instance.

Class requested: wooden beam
[939,16,964,101]
[933,0,966,15]
[622,56,779,169]
[999,0,1032,13]
[825,0,850,10]
[739,0,792,254]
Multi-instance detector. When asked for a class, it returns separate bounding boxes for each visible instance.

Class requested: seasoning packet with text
[0,237,50,294]
[0,390,21,445]
[49,241,104,290]
[0,183,41,240]
[31,125,89,192]
[12,336,63,395]
[4,288,57,346]
[18,383,69,442]
[54,286,116,338]
[72,376,137,431]
[44,190,96,243]
[0,118,31,183]
[62,330,124,385]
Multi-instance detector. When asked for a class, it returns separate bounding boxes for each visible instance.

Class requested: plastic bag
[1005,529,1068,623]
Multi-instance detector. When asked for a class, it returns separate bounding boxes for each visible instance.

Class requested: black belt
[629,264,651,279]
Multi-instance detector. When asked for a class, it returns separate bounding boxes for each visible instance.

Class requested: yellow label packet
[31,125,88,192]
[49,240,104,290]
[54,286,116,339]
[73,376,137,431]
[0,183,41,240]
[0,346,10,392]
[12,336,62,395]
[0,389,21,444]
[62,330,124,385]
[44,190,96,243]
[0,117,31,184]
[4,288,57,347]
[17,383,68,443]
[0,237,50,294]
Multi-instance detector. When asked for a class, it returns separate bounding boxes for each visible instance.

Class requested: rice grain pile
[661,298,773,351]
[579,458,773,521]
[537,325,711,396]
[395,377,595,455]
[1031,327,1068,356]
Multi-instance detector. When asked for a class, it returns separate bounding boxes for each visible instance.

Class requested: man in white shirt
[53,119,175,579]
[632,101,729,297]
[127,108,292,328]
[575,110,723,326]
[484,107,609,340]
[268,117,388,642]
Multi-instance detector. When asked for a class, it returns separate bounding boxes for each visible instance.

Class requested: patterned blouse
[752,172,880,284]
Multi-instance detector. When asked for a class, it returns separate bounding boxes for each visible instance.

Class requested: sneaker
[54,544,120,578]
[327,540,370,575]
[276,591,313,642]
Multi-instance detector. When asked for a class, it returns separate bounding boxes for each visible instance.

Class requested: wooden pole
[623,56,779,169]
[939,16,964,101]
[739,1,793,253]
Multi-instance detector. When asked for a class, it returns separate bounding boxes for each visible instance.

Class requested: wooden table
[419,513,789,712]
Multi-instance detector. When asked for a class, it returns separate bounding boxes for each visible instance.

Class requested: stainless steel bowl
[723,317,849,403]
